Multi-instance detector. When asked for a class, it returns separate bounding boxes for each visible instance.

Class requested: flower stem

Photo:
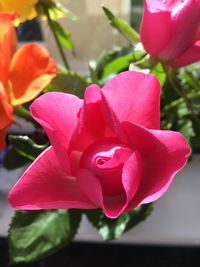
[165,66,190,101]
[42,4,70,70]
[163,66,200,121]
[134,55,157,69]
[162,91,200,114]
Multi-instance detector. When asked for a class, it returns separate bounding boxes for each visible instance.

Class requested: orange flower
[0,12,58,149]
[0,0,38,25]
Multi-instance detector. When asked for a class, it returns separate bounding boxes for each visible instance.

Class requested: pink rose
[140,0,200,67]
[8,71,190,218]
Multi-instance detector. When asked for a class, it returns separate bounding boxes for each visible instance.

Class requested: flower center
[80,138,133,196]
[96,157,107,166]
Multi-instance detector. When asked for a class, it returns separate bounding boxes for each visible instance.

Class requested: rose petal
[9,44,57,107]
[70,84,127,151]
[30,92,83,172]
[71,85,107,150]
[96,147,133,196]
[8,146,95,210]
[123,122,190,211]
[122,151,142,203]
[102,71,161,129]
[141,128,190,204]
[144,0,183,12]
[159,0,200,61]
[140,0,172,57]
[77,169,125,218]
[172,40,200,67]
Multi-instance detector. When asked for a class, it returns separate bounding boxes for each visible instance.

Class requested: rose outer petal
[140,128,190,204]
[143,0,183,12]
[172,40,200,67]
[9,146,96,210]
[30,92,83,173]
[159,0,200,61]
[140,0,172,57]
[122,122,190,211]
[102,71,161,129]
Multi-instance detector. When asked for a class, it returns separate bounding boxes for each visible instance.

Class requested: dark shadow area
[16,19,43,41]
[1,238,200,267]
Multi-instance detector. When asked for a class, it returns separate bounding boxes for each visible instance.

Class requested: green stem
[165,66,188,98]
[162,91,200,115]
[42,4,70,70]
[164,65,198,115]
[134,55,157,69]
[162,65,200,131]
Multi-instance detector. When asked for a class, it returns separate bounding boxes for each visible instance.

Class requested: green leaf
[86,204,153,241]
[102,6,140,44]
[50,20,74,51]
[94,44,146,83]
[8,135,48,161]
[45,70,89,98]
[3,148,30,170]
[102,53,134,78]
[95,46,132,80]
[9,210,81,263]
